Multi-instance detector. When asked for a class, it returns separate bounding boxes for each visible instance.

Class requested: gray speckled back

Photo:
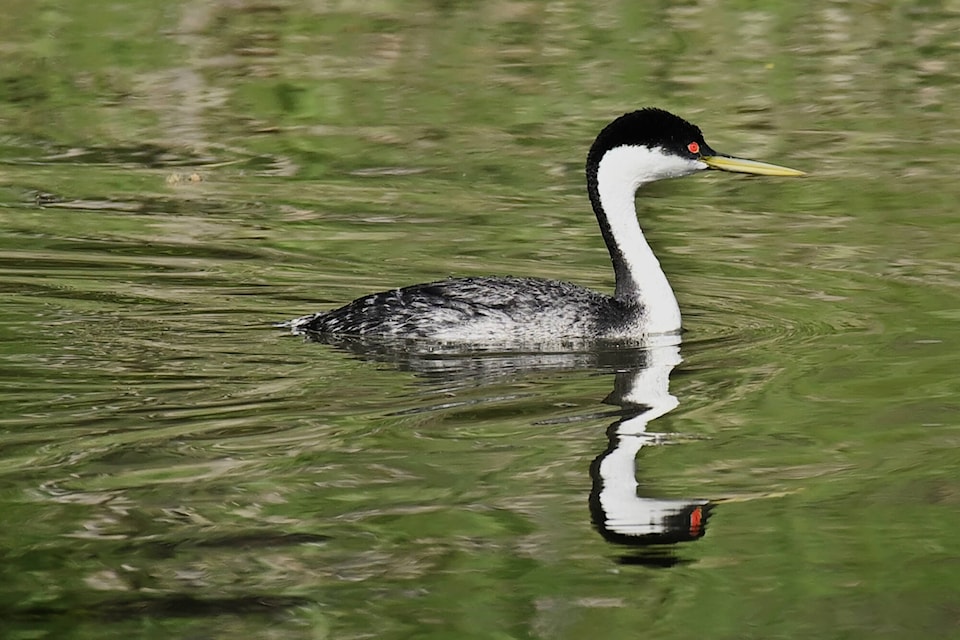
[287,276,646,341]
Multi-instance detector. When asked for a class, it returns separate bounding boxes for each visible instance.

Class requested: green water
[2,2,959,638]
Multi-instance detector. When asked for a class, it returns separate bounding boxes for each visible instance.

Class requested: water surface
[1,2,959,638]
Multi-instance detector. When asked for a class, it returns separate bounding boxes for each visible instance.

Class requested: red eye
[687,141,700,154]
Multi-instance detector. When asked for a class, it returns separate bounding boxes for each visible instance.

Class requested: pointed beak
[700,155,805,177]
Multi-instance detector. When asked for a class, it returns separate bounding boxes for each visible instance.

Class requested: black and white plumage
[293,276,636,341]
[284,108,803,343]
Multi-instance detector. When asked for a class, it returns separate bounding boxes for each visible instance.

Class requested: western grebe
[284,108,803,341]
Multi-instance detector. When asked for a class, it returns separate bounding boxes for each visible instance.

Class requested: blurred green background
[1,1,958,638]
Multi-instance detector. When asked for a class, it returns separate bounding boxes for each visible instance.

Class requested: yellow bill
[701,155,805,177]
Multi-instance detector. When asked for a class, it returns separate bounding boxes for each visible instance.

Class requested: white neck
[595,145,701,334]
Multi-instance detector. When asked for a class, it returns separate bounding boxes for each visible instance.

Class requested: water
[2,2,959,638]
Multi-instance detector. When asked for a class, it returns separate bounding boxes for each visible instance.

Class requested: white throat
[595,145,704,334]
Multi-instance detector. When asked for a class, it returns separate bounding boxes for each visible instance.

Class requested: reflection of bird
[590,342,710,548]
[285,108,803,341]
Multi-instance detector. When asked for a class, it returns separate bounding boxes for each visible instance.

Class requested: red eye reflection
[687,141,700,154]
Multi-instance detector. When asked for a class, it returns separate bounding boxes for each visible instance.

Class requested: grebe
[284,108,803,342]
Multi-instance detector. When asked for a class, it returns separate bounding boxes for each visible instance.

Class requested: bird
[283,108,803,343]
